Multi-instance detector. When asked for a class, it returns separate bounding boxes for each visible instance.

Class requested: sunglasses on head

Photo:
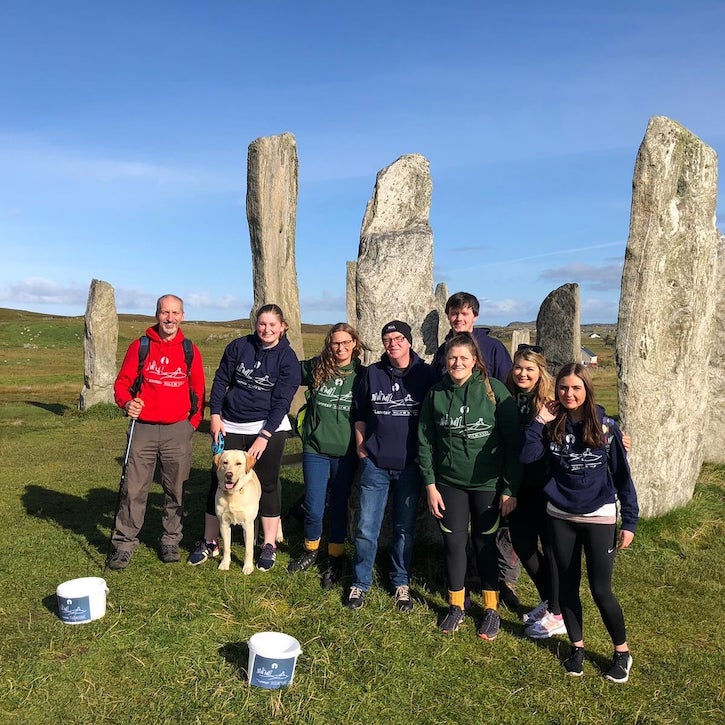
[517,344,543,353]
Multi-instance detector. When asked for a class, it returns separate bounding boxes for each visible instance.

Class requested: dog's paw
[218,559,230,571]
[242,563,254,575]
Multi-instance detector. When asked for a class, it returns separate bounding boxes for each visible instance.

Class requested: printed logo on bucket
[58,595,91,623]
[250,655,295,688]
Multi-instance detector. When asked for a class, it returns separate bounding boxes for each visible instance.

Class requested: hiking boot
[394,584,414,612]
[107,549,132,570]
[525,611,567,639]
[522,599,548,624]
[564,645,585,676]
[320,555,345,589]
[257,543,277,571]
[160,544,180,563]
[188,540,219,566]
[287,548,318,573]
[477,608,501,640]
[439,605,465,634]
[499,581,520,612]
[345,586,366,610]
[604,651,633,683]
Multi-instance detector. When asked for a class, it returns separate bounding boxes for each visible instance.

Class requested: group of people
[107,291,638,683]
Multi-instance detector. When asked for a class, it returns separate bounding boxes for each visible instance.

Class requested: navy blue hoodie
[519,407,639,532]
[352,350,437,470]
[209,334,301,433]
[433,327,512,383]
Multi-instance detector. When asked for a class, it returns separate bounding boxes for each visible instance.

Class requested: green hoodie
[300,357,363,457]
[418,370,522,495]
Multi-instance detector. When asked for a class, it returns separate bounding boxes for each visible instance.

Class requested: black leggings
[205,431,287,517]
[438,485,499,592]
[548,516,626,645]
[508,485,560,614]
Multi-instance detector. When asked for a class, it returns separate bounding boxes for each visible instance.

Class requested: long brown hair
[506,348,554,419]
[312,323,364,388]
[444,333,488,377]
[549,363,603,448]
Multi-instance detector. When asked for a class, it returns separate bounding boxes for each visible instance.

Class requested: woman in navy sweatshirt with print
[520,363,638,683]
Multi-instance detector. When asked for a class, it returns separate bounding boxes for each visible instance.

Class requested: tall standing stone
[246,132,305,361]
[78,279,118,410]
[346,261,357,327]
[617,116,720,516]
[536,283,580,374]
[510,329,531,358]
[355,153,442,363]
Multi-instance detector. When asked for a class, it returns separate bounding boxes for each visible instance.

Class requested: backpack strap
[130,335,150,397]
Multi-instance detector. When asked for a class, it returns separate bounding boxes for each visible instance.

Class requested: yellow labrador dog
[214,449,283,574]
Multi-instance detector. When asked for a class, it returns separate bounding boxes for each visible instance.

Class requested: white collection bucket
[247,631,302,689]
[56,577,109,624]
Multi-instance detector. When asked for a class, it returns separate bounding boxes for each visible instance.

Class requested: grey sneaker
[605,651,633,683]
[257,543,277,571]
[439,605,465,634]
[477,608,501,640]
[188,540,219,566]
[564,645,585,676]
[345,586,366,610]
[160,544,180,563]
[107,549,132,570]
[394,584,414,612]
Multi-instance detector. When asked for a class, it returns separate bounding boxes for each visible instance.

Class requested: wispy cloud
[540,261,623,291]
[0,277,88,307]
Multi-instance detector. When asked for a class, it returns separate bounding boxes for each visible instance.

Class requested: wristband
[534,415,546,424]
[259,430,272,440]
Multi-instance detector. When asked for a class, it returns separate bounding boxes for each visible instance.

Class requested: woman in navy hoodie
[188,304,301,571]
[520,363,638,683]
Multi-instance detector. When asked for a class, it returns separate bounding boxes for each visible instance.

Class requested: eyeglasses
[331,339,354,348]
[382,335,407,347]
[517,344,543,353]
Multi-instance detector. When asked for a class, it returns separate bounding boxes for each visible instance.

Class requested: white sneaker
[522,600,548,624]
[525,611,567,639]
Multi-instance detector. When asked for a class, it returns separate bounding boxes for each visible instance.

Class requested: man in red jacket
[107,294,205,570]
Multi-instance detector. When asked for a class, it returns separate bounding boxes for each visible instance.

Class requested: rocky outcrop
[536,283,580,375]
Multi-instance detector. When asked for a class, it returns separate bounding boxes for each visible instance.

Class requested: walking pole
[104,418,136,568]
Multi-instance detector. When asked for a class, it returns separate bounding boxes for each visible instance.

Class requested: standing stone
[703,231,725,464]
[346,261,357,327]
[536,283,581,374]
[78,279,118,410]
[617,116,720,516]
[355,153,442,363]
[510,329,531,358]
[246,132,305,361]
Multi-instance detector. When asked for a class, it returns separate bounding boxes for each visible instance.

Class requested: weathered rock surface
[510,329,531,358]
[536,283,580,374]
[617,116,720,516]
[346,261,357,327]
[355,154,443,363]
[79,279,118,409]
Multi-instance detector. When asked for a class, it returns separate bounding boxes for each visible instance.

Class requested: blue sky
[1,1,722,325]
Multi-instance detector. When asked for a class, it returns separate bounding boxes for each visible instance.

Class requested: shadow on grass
[26,400,70,416]
[219,641,251,681]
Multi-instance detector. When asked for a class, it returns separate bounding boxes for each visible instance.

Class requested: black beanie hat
[381,320,413,345]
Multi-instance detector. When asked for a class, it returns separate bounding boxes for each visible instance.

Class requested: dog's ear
[245,452,257,474]
[212,453,223,469]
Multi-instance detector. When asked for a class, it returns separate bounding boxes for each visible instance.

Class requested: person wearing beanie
[344,320,436,613]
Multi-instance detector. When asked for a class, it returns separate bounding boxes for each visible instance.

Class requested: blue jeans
[352,458,422,590]
[302,451,357,545]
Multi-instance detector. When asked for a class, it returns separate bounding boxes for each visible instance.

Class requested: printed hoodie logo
[235,360,275,391]
[370,390,420,417]
[315,379,353,412]
[437,413,492,440]
[145,358,187,389]
[549,439,605,470]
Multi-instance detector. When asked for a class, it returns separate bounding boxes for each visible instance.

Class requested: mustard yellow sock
[483,590,499,611]
[327,542,345,558]
[448,589,465,608]
[304,539,320,552]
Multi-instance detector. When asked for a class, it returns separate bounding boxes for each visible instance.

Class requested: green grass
[1,311,723,724]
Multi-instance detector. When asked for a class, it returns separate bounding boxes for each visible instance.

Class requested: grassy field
[1,310,722,724]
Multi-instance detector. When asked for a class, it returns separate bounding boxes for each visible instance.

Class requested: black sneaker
[477,608,501,640]
[345,586,366,610]
[160,544,180,563]
[287,548,318,573]
[394,584,414,612]
[106,549,132,570]
[187,540,219,566]
[564,645,585,677]
[257,543,277,571]
[439,605,465,634]
[499,581,520,612]
[604,651,633,683]
[321,555,345,589]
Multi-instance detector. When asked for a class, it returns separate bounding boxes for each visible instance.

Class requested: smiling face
[330,330,355,366]
[512,356,541,392]
[255,311,284,347]
[446,344,476,385]
[447,305,477,333]
[156,296,185,341]
[557,373,587,416]
[382,333,411,369]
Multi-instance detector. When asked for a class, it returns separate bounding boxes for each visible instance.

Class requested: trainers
[188,540,219,566]
[477,608,501,640]
[439,605,465,634]
[159,544,180,563]
[605,651,633,683]
[287,548,318,573]
[106,549,132,570]
[564,645,585,676]
[320,555,345,589]
[523,600,549,624]
[525,611,567,639]
[257,543,277,571]
[345,585,366,610]
[394,584,414,612]
[499,581,520,612]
